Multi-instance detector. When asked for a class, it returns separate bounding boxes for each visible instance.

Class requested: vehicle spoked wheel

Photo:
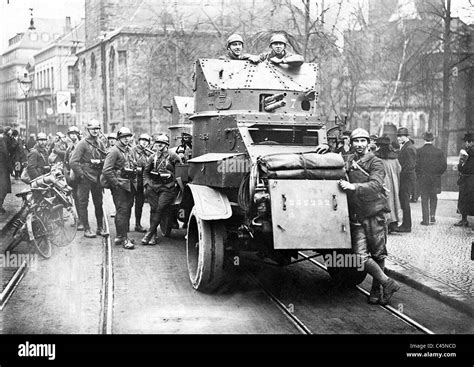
[186,207,226,292]
[28,213,52,259]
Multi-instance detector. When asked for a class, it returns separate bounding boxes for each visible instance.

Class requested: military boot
[114,236,125,246]
[368,280,381,304]
[380,278,400,305]
[96,227,108,236]
[84,228,96,238]
[123,238,135,250]
[141,231,154,245]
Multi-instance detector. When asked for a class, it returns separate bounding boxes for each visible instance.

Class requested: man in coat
[26,132,50,180]
[416,131,447,225]
[454,132,474,227]
[395,127,417,232]
[0,127,12,214]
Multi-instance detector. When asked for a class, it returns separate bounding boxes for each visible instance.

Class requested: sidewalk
[0,179,28,235]
[385,191,474,317]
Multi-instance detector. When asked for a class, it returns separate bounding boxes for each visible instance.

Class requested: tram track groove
[0,259,28,310]
[99,208,114,334]
[297,251,435,335]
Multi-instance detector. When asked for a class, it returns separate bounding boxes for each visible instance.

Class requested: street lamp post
[18,73,33,137]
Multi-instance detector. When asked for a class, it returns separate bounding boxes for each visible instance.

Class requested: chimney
[65,16,72,31]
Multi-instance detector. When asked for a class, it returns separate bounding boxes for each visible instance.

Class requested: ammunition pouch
[89,159,104,169]
[121,167,137,180]
[150,171,173,184]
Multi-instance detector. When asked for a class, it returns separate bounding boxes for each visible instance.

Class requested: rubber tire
[327,266,367,287]
[29,214,52,259]
[48,206,78,247]
[186,207,226,293]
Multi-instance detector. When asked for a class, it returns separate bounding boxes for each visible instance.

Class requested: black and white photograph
[0,0,473,364]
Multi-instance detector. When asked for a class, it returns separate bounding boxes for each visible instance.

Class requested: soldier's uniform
[26,134,50,180]
[254,34,304,67]
[102,127,137,249]
[141,135,182,245]
[64,126,82,228]
[70,121,107,238]
[131,134,153,232]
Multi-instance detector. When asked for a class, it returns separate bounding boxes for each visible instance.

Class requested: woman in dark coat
[455,133,474,226]
[0,127,12,213]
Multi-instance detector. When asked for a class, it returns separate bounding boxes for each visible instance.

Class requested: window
[109,47,115,96]
[41,33,50,42]
[68,66,74,87]
[30,33,38,41]
[90,53,97,77]
[81,58,86,74]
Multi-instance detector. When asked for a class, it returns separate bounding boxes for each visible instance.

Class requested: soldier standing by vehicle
[395,127,417,233]
[416,131,447,225]
[70,119,107,239]
[454,132,474,227]
[132,133,153,232]
[102,127,137,249]
[249,33,304,67]
[26,132,50,180]
[64,126,83,230]
[171,132,192,163]
[338,128,400,305]
[141,134,182,245]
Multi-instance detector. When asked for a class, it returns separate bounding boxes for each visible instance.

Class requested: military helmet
[56,131,66,139]
[270,33,287,46]
[138,133,151,142]
[87,119,101,129]
[67,126,80,135]
[37,132,48,140]
[107,132,117,140]
[350,128,370,141]
[226,34,244,48]
[397,127,409,136]
[116,127,133,139]
[155,134,169,145]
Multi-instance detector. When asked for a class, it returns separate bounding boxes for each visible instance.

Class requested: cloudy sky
[1,0,473,54]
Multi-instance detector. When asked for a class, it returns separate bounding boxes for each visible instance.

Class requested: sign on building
[57,91,71,114]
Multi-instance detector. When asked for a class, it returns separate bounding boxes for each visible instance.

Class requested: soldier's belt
[150,171,173,183]
[121,168,137,179]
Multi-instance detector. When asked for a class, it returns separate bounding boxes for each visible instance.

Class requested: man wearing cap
[249,33,304,67]
[338,128,400,305]
[102,127,137,249]
[0,126,11,214]
[416,131,447,225]
[454,132,474,227]
[395,127,417,232]
[132,133,153,232]
[220,34,255,61]
[26,132,50,180]
[70,119,108,238]
[141,134,182,245]
[65,126,83,229]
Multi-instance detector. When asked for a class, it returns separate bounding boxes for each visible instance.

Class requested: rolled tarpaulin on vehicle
[258,152,344,173]
[264,168,346,180]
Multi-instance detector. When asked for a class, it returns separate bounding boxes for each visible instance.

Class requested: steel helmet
[350,128,370,141]
[87,119,101,129]
[155,134,169,145]
[269,33,287,46]
[56,131,66,139]
[67,126,80,135]
[226,34,244,48]
[37,132,47,140]
[116,127,133,139]
[138,133,151,142]
[107,132,117,140]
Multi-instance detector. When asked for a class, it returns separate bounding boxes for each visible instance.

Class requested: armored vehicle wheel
[327,266,367,287]
[186,207,226,292]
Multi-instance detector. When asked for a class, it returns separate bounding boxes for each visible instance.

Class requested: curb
[385,258,474,318]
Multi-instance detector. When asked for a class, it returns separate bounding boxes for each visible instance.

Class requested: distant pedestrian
[375,135,402,233]
[339,128,400,305]
[395,127,417,232]
[10,129,26,179]
[454,132,474,227]
[416,131,447,225]
[0,126,12,214]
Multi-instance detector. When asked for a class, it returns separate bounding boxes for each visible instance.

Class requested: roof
[173,96,194,114]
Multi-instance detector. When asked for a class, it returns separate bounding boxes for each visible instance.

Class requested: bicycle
[5,165,78,258]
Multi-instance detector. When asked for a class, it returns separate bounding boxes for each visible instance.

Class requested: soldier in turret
[220,34,255,61]
[249,33,304,67]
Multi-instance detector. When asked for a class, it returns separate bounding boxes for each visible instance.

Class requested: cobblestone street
[387,192,473,297]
